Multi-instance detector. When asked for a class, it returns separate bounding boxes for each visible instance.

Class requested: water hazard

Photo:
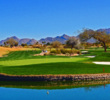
[0,80,110,100]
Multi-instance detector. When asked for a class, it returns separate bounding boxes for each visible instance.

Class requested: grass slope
[80,48,110,61]
[1,62,110,75]
[0,48,110,75]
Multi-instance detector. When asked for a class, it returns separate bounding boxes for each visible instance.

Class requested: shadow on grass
[0,62,110,75]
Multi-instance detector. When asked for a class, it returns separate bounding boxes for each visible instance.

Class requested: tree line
[2,29,110,52]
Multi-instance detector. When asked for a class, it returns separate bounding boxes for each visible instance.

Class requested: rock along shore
[0,73,110,81]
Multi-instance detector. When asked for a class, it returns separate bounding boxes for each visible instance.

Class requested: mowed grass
[1,62,110,75]
[0,48,110,75]
[0,47,40,57]
[80,48,110,61]
[0,57,87,66]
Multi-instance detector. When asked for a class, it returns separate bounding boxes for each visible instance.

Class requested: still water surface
[0,82,110,100]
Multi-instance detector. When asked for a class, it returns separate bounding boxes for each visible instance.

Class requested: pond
[0,81,110,100]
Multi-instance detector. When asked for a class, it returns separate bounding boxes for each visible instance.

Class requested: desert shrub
[50,49,81,55]
[65,53,70,56]
[50,50,61,54]
[57,50,61,54]
[74,50,81,55]
[50,50,57,54]
[60,49,75,54]
[24,46,28,48]
[32,45,41,48]
[44,53,48,56]
[60,49,66,54]
[50,53,55,55]
[61,49,81,54]
[65,49,74,54]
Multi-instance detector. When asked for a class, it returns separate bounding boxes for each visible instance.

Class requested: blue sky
[0,0,110,40]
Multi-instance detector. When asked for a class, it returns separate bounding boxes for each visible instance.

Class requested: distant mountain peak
[97,28,110,34]
[10,36,18,38]
[9,36,20,41]
[39,34,70,43]
[62,34,68,36]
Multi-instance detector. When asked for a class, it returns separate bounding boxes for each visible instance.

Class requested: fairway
[0,57,87,66]
[0,49,110,75]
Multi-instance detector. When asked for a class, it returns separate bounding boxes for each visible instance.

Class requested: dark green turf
[0,62,110,75]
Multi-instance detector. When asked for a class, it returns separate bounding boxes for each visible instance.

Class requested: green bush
[50,49,81,55]
[65,53,70,56]
[50,50,61,54]
[76,50,81,55]
[60,49,66,54]
[57,50,61,54]
[50,50,57,54]
[50,53,55,55]
[64,49,74,54]
[44,53,48,56]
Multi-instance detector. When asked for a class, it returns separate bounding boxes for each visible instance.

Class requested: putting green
[0,57,88,67]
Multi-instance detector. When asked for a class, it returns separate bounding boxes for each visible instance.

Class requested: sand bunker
[93,62,110,65]
[85,56,95,58]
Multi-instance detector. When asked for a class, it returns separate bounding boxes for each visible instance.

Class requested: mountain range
[39,34,70,44]
[0,28,110,45]
[0,34,70,45]
[97,28,110,34]
[0,36,37,45]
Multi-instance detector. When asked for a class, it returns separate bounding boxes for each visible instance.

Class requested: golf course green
[0,48,110,75]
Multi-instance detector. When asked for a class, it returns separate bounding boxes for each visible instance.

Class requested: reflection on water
[0,80,110,100]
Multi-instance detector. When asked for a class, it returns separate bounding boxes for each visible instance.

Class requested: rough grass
[0,47,40,57]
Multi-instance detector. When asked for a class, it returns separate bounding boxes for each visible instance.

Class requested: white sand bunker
[93,62,110,65]
[85,56,96,58]
[81,51,88,54]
